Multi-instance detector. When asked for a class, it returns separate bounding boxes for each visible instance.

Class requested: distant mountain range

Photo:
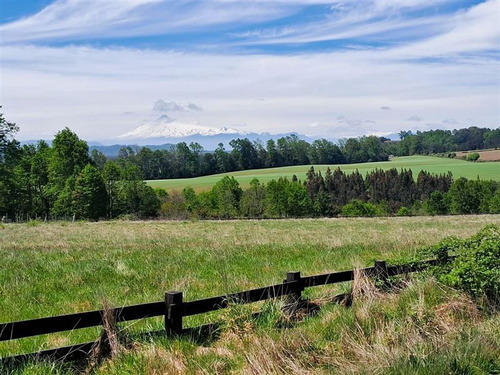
[118,115,244,139]
[20,115,400,157]
[113,114,318,152]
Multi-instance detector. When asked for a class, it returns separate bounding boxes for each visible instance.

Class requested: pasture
[1,215,500,361]
[146,155,500,192]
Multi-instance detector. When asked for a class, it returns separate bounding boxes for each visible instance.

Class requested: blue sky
[0,0,498,142]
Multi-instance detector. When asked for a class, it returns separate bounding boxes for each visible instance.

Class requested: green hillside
[147,156,500,192]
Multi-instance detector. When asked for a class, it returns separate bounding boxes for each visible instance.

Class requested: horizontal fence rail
[0,257,451,361]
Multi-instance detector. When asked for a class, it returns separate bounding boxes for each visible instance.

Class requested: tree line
[112,134,389,180]
[384,127,500,156]
[105,126,499,181]
[159,168,500,219]
[1,119,160,221]
[1,110,499,221]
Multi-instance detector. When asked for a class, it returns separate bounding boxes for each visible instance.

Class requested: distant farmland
[147,155,500,192]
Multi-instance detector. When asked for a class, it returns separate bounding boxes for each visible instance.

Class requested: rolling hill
[146,155,500,192]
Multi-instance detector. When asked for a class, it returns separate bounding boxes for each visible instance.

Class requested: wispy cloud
[0,0,498,142]
[0,0,307,44]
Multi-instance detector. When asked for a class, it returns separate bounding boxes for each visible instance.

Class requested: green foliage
[421,225,500,302]
[49,127,90,188]
[490,189,500,213]
[240,178,266,218]
[396,206,411,216]
[341,200,383,217]
[425,191,450,215]
[466,152,480,161]
[0,109,18,159]
[212,176,243,218]
[159,190,187,219]
[73,164,108,220]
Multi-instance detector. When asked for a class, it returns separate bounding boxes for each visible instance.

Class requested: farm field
[1,215,500,365]
[146,155,500,192]
[455,148,500,161]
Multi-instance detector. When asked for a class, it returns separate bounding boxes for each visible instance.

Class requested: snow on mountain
[118,115,245,139]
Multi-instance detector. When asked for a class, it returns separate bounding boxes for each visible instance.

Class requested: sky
[0,0,499,143]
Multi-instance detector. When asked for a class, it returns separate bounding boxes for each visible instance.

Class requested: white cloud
[1,42,498,141]
[0,1,498,142]
[0,0,311,44]
[152,100,203,113]
[381,106,391,110]
[408,115,423,122]
[389,0,500,58]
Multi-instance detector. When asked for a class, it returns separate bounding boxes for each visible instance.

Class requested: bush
[396,206,411,216]
[341,200,385,217]
[466,152,480,161]
[421,225,500,303]
[159,191,188,219]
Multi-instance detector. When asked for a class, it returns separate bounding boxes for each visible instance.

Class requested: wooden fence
[0,258,444,362]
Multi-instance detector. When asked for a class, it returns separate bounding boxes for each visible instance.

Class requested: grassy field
[146,155,500,192]
[1,215,500,367]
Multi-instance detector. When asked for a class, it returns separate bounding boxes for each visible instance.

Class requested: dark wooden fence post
[165,291,183,335]
[374,260,388,284]
[286,271,304,302]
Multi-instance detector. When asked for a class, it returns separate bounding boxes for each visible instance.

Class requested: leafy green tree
[265,178,288,217]
[0,109,18,159]
[90,149,107,169]
[425,191,450,215]
[240,178,266,218]
[119,180,160,218]
[182,186,199,216]
[448,178,482,214]
[309,139,343,164]
[30,141,51,218]
[212,176,242,218]
[52,176,77,218]
[103,160,123,218]
[284,179,311,217]
[230,138,258,171]
[489,189,500,213]
[265,139,281,167]
[49,127,90,187]
[73,164,108,220]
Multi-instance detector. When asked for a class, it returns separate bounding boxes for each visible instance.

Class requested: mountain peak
[118,116,245,140]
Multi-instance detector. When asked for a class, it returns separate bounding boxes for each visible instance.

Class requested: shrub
[341,200,385,217]
[421,225,500,303]
[396,206,411,216]
[466,152,480,161]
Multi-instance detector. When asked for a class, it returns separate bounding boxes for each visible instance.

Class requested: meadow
[146,155,500,192]
[1,215,500,368]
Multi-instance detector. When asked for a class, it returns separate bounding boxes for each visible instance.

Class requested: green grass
[1,215,500,363]
[146,156,500,192]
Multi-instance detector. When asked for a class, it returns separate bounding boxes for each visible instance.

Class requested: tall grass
[1,215,499,373]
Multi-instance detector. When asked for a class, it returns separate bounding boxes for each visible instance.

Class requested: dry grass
[1,216,500,373]
[455,149,500,161]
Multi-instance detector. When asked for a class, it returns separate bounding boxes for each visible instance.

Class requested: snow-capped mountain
[118,115,245,139]
[115,115,317,150]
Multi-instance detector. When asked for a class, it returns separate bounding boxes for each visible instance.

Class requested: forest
[111,126,499,180]
[1,110,499,221]
[160,168,500,219]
